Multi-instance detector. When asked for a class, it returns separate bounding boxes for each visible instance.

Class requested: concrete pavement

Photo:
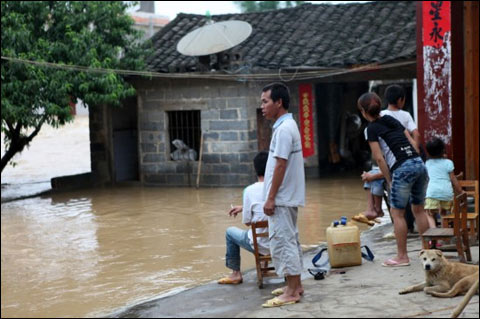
[110,223,479,318]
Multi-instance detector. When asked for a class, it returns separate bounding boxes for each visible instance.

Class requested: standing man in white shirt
[260,83,305,308]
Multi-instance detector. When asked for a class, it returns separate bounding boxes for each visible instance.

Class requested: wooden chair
[423,192,471,262]
[251,220,277,288]
[442,180,479,242]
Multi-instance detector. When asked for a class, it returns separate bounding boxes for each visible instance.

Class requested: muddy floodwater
[1,115,368,317]
[1,178,367,318]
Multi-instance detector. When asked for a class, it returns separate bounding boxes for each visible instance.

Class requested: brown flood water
[1,178,368,318]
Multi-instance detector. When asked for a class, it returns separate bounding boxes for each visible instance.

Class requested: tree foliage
[234,1,305,13]
[1,1,149,173]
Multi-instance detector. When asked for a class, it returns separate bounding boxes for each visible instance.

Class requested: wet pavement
[110,222,479,318]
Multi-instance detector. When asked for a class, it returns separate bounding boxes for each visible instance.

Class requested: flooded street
[1,115,368,318]
[2,179,367,318]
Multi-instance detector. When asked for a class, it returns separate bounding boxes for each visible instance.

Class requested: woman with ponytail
[357,92,429,268]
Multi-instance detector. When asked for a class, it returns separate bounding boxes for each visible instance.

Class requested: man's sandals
[217,277,243,285]
[262,297,299,308]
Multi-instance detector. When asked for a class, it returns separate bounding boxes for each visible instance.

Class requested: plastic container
[326,221,362,268]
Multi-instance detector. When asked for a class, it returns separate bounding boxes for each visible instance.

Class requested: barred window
[167,110,201,161]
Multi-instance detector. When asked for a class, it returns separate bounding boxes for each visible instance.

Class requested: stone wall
[134,78,266,187]
[88,78,321,187]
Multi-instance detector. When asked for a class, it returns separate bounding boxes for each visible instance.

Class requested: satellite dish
[177,20,252,56]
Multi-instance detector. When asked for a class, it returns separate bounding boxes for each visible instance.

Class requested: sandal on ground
[381,258,410,267]
[262,297,299,308]
[217,277,243,285]
[351,213,375,226]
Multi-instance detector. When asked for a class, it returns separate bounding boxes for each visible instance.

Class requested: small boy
[361,160,385,220]
[217,151,269,285]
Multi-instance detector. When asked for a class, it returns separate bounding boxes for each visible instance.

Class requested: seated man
[218,151,269,285]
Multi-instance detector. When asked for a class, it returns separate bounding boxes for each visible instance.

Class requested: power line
[1,55,415,82]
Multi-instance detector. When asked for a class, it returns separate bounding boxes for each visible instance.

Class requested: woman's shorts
[424,198,453,211]
[390,157,428,210]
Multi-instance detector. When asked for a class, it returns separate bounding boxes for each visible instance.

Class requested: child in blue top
[425,138,463,229]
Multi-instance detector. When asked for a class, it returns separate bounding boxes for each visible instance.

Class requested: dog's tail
[451,278,479,318]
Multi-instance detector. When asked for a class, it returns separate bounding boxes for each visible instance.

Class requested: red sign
[299,84,314,158]
[423,1,451,48]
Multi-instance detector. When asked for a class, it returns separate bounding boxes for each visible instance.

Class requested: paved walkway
[110,223,479,318]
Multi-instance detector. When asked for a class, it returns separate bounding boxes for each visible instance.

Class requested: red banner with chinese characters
[299,84,314,158]
[423,1,451,48]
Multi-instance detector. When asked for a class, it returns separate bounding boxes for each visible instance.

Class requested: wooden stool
[442,180,479,242]
[251,221,277,288]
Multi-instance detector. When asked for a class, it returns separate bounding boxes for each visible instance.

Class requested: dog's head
[419,249,445,272]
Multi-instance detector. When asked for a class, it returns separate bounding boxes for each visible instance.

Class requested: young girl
[424,138,463,230]
[357,92,429,267]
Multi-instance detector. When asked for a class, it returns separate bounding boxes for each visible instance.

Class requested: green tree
[234,1,305,12]
[1,1,148,173]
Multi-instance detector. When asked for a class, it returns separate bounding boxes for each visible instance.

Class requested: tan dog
[399,249,479,297]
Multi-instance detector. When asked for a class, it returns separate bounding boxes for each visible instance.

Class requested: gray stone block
[212,164,230,174]
[203,174,222,185]
[202,109,220,120]
[208,98,227,109]
[204,132,219,141]
[202,153,221,163]
[210,120,249,131]
[140,121,162,131]
[220,109,238,120]
[166,174,186,185]
[230,164,252,174]
[176,162,196,173]
[144,174,166,184]
[240,152,255,163]
[141,143,157,153]
[143,154,165,163]
[221,153,240,163]
[226,97,247,109]
[141,164,158,174]
[220,132,238,141]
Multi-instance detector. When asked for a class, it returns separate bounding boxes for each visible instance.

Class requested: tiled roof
[146,1,416,73]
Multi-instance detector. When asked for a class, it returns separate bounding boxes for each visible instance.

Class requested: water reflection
[1,178,367,318]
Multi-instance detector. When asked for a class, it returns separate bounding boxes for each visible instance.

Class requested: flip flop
[271,288,284,296]
[217,277,243,285]
[381,258,410,267]
[262,297,299,308]
[351,213,375,226]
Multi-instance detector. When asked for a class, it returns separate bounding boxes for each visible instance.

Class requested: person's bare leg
[278,281,304,296]
[373,195,384,218]
[363,189,378,220]
[426,209,437,229]
[390,208,409,263]
[277,275,302,302]
[227,270,242,281]
[411,204,429,235]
